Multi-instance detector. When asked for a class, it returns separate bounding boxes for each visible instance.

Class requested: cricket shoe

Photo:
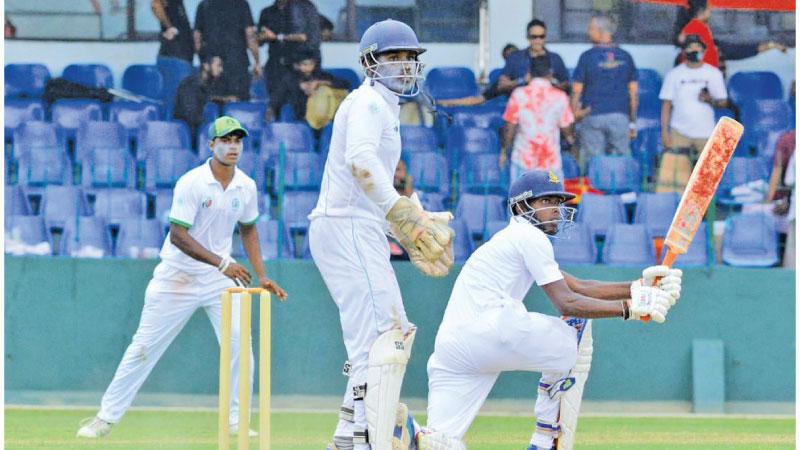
[526,445,555,450]
[76,416,113,438]
[229,424,258,437]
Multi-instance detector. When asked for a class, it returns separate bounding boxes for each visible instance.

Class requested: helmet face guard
[361,48,425,97]
[510,196,576,238]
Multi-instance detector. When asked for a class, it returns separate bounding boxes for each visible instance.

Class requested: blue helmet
[358,19,426,97]
[508,170,576,236]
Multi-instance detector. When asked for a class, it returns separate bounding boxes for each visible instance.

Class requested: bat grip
[641,248,678,323]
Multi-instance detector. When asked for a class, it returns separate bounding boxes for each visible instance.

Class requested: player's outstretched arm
[560,271,630,300]
[240,223,288,300]
[541,278,673,323]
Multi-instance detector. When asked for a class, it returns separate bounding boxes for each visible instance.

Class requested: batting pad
[557,320,593,450]
[365,328,416,450]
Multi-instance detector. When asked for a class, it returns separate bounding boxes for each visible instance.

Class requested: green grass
[4,408,795,449]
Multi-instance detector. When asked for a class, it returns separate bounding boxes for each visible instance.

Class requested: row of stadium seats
[5,182,781,267]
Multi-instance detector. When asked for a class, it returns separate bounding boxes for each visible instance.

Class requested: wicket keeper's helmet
[358,19,426,97]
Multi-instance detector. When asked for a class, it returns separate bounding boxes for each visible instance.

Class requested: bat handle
[641,248,678,323]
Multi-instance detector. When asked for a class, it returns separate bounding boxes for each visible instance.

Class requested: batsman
[422,170,683,450]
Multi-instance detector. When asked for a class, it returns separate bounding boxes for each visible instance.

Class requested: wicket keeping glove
[386,195,455,277]
[627,282,673,323]
[640,265,683,306]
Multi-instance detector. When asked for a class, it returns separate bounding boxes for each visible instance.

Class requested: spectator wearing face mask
[656,34,728,193]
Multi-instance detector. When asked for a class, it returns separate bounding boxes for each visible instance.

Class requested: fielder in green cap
[76,114,287,440]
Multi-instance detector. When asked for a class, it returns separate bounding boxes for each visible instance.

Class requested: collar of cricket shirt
[202,158,246,190]
[364,77,401,113]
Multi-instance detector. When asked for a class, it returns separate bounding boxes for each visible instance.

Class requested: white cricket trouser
[309,216,411,443]
[426,296,577,440]
[97,262,251,426]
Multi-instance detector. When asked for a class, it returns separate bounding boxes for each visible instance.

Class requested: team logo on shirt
[600,51,622,69]
[231,198,241,210]
[202,198,213,208]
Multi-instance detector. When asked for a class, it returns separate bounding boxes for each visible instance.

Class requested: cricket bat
[643,116,744,321]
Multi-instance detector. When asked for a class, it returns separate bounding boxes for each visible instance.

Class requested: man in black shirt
[267,49,349,123]
[194,0,260,100]
[173,55,232,143]
[257,0,321,99]
[151,0,194,63]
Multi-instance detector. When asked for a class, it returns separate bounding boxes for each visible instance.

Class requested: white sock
[530,433,554,449]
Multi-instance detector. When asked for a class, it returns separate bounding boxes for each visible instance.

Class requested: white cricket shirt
[309,78,402,224]
[659,62,727,139]
[160,159,259,275]
[444,218,564,323]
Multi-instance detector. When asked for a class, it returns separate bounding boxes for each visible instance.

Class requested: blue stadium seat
[451,104,505,131]
[81,146,136,189]
[400,125,437,154]
[255,219,294,260]
[601,223,654,266]
[577,193,626,239]
[60,216,112,257]
[324,67,361,90]
[115,218,165,258]
[12,120,66,157]
[122,64,164,100]
[236,152,268,192]
[553,222,597,265]
[488,68,503,86]
[89,188,146,224]
[42,185,86,229]
[62,64,114,89]
[5,185,30,216]
[674,221,710,267]
[485,219,508,239]
[278,104,297,122]
[739,99,793,155]
[17,146,72,187]
[224,101,267,146]
[260,122,315,160]
[109,102,161,139]
[727,71,783,106]
[5,99,45,140]
[281,191,318,233]
[203,102,220,125]
[419,192,447,211]
[274,151,323,191]
[721,213,779,267]
[5,63,51,98]
[455,193,507,241]
[153,189,174,225]
[445,126,501,170]
[459,152,508,195]
[633,192,679,237]
[630,126,661,178]
[319,123,333,159]
[451,217,475,262]
[156,57,194,117]
[5,215,49,253]
[637,68,663,101]
[425,67,479,100]
[716,156,769,206]
[144,147,198,189]
[75,121,128,161]
[51,99,104,141]
[562,153,580,179]
[407,151,449,197]
[587,156,641,193]
[637,96,661,124]
[136,121,192,160]
[714,107,735,122]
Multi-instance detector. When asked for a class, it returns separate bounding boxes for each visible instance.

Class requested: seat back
[5,63,51,98]
[82,146,136,189]
[553,222,597,265]
[109,102,161,133]
[255,219,294,260]
[122,64,164,99]
[51,99,104,134]
[12,121,66,160]
[633,192,680,237]
[602,223,654,266]
[400,125,437,154]
[728,71,783,106]
[60,216,111,257]
[144,147,198,189]
[324,68,361,90]
[407,151,449,196]
[5,99,45,136]
[577,193,626,238]
[425,67,479,100]
[459,152,508,195]
[587,156,641,193]
[136,120,192,160]
[90,188,146,224]
[62,64,114,89]
[260,122,315,160]
[721,213,779,267]
[115,218,165,258]
[451,217,474,262]
[454,193,507,239]
[281,191,318,232]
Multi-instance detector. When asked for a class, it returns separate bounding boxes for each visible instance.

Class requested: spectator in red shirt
[767,130,796,206]
[678,0,719,68]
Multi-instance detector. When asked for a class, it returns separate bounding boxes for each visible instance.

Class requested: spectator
[267,49,349,128]
[194,0,260,100]
[497,19,569,94]
[150,0,194,63]
[435,43,519,108]
[677,0,719,68]
[657,34,727,193]
[320,13,334,41]
[501,56,575,182]
[172,55,231,143]
[5,16,16,38]
[257,0,322,100]
[781,151,795,268]
[571,14,638,168]
[767,130,795,205]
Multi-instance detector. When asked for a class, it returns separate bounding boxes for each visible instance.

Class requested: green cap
[208,116,249,139]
